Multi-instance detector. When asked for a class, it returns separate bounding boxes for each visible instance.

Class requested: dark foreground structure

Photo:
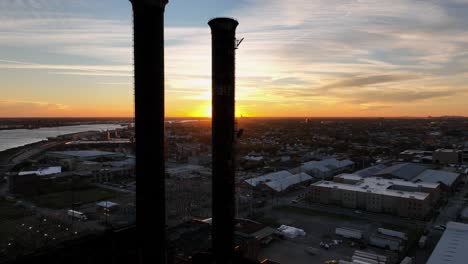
[8,4,271,264]
[209,17,239,264]
[131,0,168,263]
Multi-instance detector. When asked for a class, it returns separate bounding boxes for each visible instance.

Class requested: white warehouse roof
[245,170,293,187]
[427,222,468,264]
[413,169,460,187]
[264,172,313,192]
[313,175,438,200]
[96,201,119,208]
[19,166,62,176]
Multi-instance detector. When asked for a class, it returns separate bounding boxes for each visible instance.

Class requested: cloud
[0,59,131,77]
[322,74,421,90]
[346,88,464,104]
[0,100,70,117]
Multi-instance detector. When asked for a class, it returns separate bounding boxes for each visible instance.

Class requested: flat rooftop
[313,174,438,200]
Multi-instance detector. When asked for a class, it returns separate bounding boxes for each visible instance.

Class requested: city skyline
[1,0,468,118]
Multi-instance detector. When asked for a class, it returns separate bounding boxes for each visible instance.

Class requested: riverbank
[0,118,131,131]
[0,141,48,165]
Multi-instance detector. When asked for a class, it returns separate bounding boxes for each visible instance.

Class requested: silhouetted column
[130,1,168,264]
[208,17,239,264]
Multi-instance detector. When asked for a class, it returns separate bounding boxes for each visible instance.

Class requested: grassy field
[0,198,31,245]
[30,188,119,209]
[0,199,28,219]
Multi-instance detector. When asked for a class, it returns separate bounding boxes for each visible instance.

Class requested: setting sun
[188,103,212,118]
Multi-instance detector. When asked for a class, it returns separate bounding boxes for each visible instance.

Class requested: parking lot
[257,206,404,264]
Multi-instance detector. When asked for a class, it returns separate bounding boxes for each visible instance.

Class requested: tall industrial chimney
[208,17,239,263]
[130,0,168,264]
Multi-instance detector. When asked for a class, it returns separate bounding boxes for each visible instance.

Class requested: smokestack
[208,17,239,263]
[130,0,168,263]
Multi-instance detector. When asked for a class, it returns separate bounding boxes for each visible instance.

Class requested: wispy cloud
[0,99,70,117]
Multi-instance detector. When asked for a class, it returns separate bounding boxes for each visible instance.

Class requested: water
[0,124,123,152]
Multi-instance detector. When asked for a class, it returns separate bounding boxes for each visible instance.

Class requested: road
[431,174,468,226]
[92,183,135,194]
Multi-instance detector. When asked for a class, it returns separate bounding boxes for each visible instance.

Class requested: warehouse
[299,158,354,179]
[358,163,461,191]
[307,174,441,219]
[427,222,468,264]
[412,169,461,191]
[244,171,313,193]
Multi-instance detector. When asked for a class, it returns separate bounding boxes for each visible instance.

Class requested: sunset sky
[1,0,468,117]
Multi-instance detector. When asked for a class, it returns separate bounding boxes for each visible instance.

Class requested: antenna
[235,38,244,49]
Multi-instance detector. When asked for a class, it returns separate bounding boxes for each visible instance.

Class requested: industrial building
[244,171,314,193]
[307,174,441,219]
[373,163,427,181]
[427,222,468,264]
[18,166,61,176]
[357,162,461,191]
[412,169,461,191]
[433,149,461,164]
[297,158,354,179]
[355,164,388,178]
[399,149,433,163]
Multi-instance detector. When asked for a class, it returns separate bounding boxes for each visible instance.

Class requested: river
[0,124,123,152]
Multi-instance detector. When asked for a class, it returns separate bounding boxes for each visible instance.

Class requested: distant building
[373,163,427,181]
[413,169,461,191]
[244,170,313,193]
[433,149,461,164]
[463,149,468,165]
[18,166,61,176]
[359,162,461,191]
[306,174,441,219]
[399,149,433,163]
[297,158,354,179]
[427,222,468,264]
[355,164,387,178]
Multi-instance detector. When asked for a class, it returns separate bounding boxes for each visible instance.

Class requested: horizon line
[0,115,467,119]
